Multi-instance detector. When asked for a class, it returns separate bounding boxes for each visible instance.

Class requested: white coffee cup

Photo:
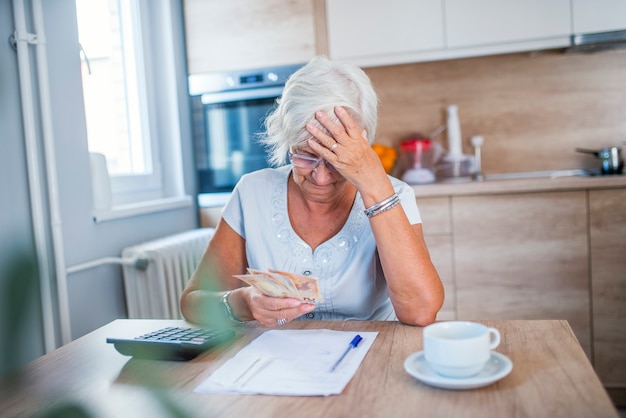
[423,321,501,378]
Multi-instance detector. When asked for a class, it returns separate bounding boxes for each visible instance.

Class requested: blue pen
[330,334,363,372]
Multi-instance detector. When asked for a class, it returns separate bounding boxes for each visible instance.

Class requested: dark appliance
[189,64,303,195]
[576,146,624,175]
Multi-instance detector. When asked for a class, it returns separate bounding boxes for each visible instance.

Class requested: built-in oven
[189,64,303,206]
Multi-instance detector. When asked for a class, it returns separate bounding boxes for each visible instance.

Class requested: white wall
[0,0,46,373]
[1,0,199,371]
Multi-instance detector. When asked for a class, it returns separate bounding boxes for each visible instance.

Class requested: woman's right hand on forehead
[306,106,391,195]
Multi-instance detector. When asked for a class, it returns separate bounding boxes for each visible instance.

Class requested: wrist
[359,180,395,208]
[221,290,247,324]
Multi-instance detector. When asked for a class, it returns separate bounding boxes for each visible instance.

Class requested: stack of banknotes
[234,268,322,302]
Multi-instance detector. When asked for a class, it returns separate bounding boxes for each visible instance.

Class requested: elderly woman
[180,56,444,327]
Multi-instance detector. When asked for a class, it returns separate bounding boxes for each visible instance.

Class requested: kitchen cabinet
[412,178,626,401]
[182,0,626,74]
[325,0,572,67]
[183,0,320,74]
[451,191,591,357]
[445,0,570,49]
[416,197,455,320]
[571,0,626,34]
[325,0,444,61]
[589,189,626,403]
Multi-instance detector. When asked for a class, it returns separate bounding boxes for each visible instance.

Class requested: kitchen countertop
[198,172,626,206]
[411,173,626,198]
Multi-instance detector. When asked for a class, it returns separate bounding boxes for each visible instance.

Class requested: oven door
[191,87,282,193]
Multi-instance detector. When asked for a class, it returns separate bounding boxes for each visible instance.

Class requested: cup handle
[488,328,501,349]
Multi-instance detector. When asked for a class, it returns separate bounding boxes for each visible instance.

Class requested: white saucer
[403,351,513,390]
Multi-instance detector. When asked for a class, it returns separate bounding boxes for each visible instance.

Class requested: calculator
[107,326,235,361]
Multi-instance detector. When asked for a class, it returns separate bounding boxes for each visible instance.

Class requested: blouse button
[306,313,315,319]
[303,270,312,276]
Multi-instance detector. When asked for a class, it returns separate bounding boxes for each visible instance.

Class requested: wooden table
[0,319,618,418]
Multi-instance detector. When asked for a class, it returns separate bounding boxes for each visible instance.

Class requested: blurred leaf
[33,402,93,418]
[192,258,240,331]
[0,248,39,378]
[0,249,200,417]
[150,388,195,418]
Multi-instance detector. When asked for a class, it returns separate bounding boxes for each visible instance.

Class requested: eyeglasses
[288,152,337,171]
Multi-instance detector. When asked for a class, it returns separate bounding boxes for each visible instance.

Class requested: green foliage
[0,248,39,378]
[33,403,93,418]
[0,248,203,417]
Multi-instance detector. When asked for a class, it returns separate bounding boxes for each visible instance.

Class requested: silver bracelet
[366,198,400,218]
[364,193,397,213]
[221,290,246,324]
[364,193,400,218]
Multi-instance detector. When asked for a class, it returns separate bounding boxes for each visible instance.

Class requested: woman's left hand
[306,106,389,194]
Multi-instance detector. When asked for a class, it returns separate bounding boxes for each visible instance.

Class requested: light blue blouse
[221,165,422,321]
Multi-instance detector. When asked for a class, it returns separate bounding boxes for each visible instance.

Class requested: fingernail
[303,304,315,312]
[316,111,324,118]
[306,123,315,131]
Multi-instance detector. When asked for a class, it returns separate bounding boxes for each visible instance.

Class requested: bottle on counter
[446,104,463,161]
[440,104,473,178]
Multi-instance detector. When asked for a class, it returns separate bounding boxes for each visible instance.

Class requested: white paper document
[194,329,378,396]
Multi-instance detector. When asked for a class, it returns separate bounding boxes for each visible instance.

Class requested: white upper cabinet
[571,0,626,34]
[326,0,444,61]
[326,0,574,67]
[445,0,571,48]
[182,0,626,73]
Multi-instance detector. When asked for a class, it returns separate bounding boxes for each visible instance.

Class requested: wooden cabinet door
[571,0,626,34]
[325,0,444,61]
[452,191,591,357]
[416,197,455,319]
[184,0,318,74]
[589,189,626,388]
[445,0,571,48]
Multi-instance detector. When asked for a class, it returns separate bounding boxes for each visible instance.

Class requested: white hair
[259,56,378,166]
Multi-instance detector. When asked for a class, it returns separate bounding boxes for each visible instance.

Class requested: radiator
[121,228,215,319]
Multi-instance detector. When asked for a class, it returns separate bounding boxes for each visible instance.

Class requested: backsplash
[365,48,626,174]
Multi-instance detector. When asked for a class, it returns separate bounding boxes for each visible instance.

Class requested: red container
[399,136,436,184]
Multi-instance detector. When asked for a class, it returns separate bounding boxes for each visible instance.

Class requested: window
[75,0,190,216]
